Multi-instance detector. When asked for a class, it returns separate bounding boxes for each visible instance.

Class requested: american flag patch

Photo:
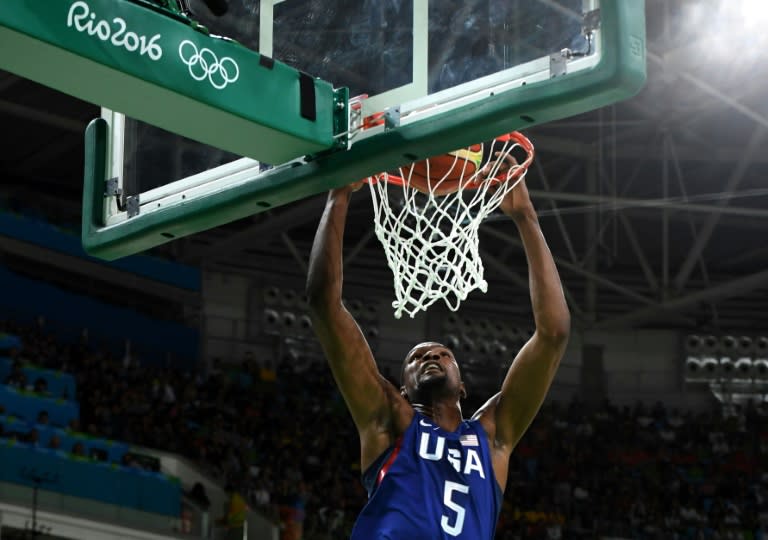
[460,434,478,447]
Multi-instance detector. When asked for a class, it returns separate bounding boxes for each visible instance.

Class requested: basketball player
[306,171,570,539]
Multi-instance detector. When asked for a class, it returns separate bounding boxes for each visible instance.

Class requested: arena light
[460,334,476,353]
[720,335,737,355]
[685,334,703,354]
[443,314,459,332]
[281,289,297,307]
[299,314,312,333]
[737,0,768,29]
[737,336,754,356]
[476,319,492,336]
[363,304,379,322]
[686,356,703,374]
[366,326,379,340]
[754,359,768,379]
[444,334,461,351]
[701,357,719,374]
[756,337,768,356]
[461,319,475,335]
[281,311,296,329]
[505,326,523,343]
[262,309,280,334]
[346,298,363,318]
[479,339,508,356]
[283,348,300,363]
[702,335,719,354]
[693,0,768,64]
[492,340,508,356]
[263,286,280,305]
[734,358,753,376]
[720,357,735,375]
[491,322,507,339]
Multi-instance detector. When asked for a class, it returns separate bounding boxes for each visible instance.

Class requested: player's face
[401,341,463,398]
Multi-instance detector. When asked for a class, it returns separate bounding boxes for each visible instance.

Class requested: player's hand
[480,151,517,178]
[331,179,366,197]
[349,179,366,192]
[498,176,536,223]
[483,152,535,221]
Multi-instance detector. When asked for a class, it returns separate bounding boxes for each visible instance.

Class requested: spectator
[277,479,307,540]
[90,447,108,462]
[187,482,211,511]
[5,360,26,389]
[48,434,61,450]
[36,410,49,425]
[252,481,271,509]
[217,482,248,540]
[33,376,49,396]
[23,428,40,446]
[5,316,768,539]
[71,441,86,457]
[122,452,143,470]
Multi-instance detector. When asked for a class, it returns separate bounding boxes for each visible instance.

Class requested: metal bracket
[549,52,568,78]
[105,177,120,197]
[105,177,139,218]
[384,106,401,130]
[583,8,601,34]
[126,196,140,218]
[333,88,349,149]
[104,176,138,216]
[105,176,128,213]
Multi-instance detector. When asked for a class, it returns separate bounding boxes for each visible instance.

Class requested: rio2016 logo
[67,1,162,60]
[65,1,240,91]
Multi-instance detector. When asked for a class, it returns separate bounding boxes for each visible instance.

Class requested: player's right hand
[349,180,366,192]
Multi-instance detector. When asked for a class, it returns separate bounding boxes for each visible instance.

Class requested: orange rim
[369,131,534,191]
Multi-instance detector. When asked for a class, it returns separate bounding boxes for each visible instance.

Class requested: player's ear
[400,386,409,401]
[459,382,467,400]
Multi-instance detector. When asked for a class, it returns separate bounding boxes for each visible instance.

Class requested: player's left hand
[480,151,517,179]
[484,152,535,221]
[498,177,535,220]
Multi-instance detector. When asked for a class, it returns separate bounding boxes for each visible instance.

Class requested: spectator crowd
[2,317,768,540]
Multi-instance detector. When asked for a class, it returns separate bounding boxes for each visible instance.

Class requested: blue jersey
[351,412,502,540]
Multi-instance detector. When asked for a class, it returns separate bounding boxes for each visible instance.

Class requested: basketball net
[366,132,535,318]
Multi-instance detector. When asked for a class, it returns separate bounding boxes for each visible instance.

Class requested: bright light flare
[680,0,768,66]
[737,0,768,30]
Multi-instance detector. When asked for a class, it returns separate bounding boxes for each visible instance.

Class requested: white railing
[0,501,180,540]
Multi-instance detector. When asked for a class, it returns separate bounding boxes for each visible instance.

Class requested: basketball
[407,144,484,196]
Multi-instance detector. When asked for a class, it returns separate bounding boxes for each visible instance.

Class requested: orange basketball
[407,144,484,196]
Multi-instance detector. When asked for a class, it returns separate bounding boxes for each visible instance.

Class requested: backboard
[194,0,596,120]
[74,0,646,258]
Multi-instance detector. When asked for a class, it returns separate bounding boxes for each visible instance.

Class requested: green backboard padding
[0,0,343,163]
[82,0,646,260]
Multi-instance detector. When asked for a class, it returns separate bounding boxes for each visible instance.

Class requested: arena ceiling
[1,0,768,333]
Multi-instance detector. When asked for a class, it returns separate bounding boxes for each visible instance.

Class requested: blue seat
[0,386,78,427]
[0,441,180,516]
[0,357,77,399]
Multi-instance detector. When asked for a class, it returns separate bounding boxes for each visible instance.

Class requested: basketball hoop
[366,131,534,318]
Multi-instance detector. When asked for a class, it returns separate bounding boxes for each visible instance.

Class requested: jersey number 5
[441,481,470,536]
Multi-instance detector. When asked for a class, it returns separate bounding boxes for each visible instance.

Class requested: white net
[367,132,534,318]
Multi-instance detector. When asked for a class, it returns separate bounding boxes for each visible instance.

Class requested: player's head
[400,341,466,403]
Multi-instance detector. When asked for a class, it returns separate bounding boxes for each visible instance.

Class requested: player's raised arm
[478,178,570,474]
[306,185,407,467]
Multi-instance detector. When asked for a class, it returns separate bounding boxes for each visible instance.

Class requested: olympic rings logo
[178,40,240,90]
